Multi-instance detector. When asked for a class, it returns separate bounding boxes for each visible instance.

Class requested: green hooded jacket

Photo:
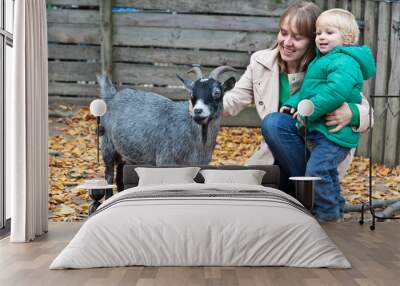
[284,45,376,148]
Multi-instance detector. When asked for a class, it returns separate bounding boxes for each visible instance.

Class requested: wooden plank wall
[46,0,400,166]
[46,0,294,127]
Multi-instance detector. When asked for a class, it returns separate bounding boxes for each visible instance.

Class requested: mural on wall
[46,0,400,222]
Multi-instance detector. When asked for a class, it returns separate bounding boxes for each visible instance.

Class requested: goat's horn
[187,66,203,80]
[209,66,237,81]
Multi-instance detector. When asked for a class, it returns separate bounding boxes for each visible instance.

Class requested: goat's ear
[222,77,236,92]
[176,74,194,92]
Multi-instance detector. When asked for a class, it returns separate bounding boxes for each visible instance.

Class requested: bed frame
[122,164,314,212]
[122,164,281,190]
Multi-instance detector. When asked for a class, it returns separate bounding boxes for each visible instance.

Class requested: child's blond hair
[316,8,359,44]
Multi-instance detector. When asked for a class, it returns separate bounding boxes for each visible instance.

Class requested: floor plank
[0,222,399,286]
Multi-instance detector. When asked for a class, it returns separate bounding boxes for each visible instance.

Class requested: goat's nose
[194,108,203,115]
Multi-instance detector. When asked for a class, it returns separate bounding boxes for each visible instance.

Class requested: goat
[97,66,236,194]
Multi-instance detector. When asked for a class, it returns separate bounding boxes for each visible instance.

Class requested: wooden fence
[46,0,400,166]
[46,0,291,127]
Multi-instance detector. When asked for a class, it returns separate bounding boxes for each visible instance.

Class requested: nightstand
[289,176,321,211]
[78,179,115,215]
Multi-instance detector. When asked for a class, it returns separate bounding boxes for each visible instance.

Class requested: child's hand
[293,111,306,126]
[280,105,296,115]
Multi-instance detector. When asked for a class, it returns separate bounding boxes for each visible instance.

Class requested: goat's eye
[212,88,222,100]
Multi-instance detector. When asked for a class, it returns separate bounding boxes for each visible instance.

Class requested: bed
[50,165,351,269]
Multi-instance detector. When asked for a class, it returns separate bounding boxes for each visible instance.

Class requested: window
[0,0,13,234]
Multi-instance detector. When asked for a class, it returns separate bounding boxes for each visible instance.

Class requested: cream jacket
[223,48,373,179]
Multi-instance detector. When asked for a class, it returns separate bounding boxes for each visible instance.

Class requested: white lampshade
[298,99,314,117]
[90,99,107,117]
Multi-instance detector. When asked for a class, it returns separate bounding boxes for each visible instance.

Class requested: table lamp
[89,99,107,162]
[77,98,113,215]
[290,99,320,211]
[298,99,314,163]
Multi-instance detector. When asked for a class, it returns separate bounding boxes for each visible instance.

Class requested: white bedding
[50,183,351,269]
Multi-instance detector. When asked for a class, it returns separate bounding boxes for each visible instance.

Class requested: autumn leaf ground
[48,104,400,222]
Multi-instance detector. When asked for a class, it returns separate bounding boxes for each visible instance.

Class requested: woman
[222,2,372,219]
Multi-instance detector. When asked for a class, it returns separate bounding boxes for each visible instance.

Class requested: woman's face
[277,17,311,68]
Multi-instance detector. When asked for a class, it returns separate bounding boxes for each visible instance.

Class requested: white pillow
[135,167,200,186]
[200,169,266,185]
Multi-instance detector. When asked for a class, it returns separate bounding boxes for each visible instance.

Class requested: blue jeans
[261,112,350,221]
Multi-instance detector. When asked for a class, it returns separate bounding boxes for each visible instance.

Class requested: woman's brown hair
[273,1,321,73]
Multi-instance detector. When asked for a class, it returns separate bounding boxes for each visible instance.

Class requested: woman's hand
[279,105,296,114]
[188,100,193,113]
[324,102,352,133]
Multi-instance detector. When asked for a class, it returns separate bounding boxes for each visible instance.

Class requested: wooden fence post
[357,0,377,158]
[315,0,325,10]
[372,2,391,164]
[100,0,113,78]
[384,2,400,166]
[350,0,365,156]
[327,0,336,9]
[341,0,350,10]
[351,0,363,43]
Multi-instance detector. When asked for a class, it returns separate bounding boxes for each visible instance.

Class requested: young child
[281,9,376,222]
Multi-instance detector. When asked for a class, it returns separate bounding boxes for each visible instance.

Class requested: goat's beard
[193,116,211,125]
[201,124,208,144]
[191,116,210,144]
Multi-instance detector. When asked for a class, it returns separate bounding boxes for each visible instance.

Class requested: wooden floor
[0,222,399,286]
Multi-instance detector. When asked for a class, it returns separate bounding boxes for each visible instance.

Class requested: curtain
[6,0,48,242]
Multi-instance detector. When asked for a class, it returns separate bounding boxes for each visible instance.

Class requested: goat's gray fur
[97,67,235,192]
